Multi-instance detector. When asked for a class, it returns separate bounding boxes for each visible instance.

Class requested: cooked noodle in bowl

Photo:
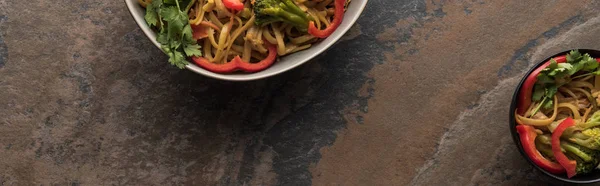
[131,0,359,78]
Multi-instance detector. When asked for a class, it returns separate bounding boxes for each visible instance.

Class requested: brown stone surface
[313,1,600,185]
[1,0,600,185]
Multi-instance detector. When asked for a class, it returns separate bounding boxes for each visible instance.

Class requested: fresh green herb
[531,50,599,116]
[144,0,201,69]
[144,1,160,27]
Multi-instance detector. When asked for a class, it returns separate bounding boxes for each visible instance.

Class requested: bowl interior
[125,0,368,81]
[510,49,600,183]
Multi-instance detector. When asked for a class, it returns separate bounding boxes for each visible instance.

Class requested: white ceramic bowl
[125,0,368,81]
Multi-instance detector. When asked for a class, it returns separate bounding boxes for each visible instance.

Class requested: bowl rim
[124,0,369,81]
[509,49,600,184]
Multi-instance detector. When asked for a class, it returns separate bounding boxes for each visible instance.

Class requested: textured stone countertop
[2,0,600,185]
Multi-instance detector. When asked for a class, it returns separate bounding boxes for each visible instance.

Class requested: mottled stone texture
[1,0,600,185]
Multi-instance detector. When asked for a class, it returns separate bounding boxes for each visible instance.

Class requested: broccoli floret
[547,113,600,150]
[577,161,598,175]
[253,0,310,31]
[569,128,600,150]
[538,134,597,162]
[538,134,600,175]
[580,111,600,129]
[562,142,600,175]
[562,141,596,162]
[565,151,598,175]
[568,111,600,149]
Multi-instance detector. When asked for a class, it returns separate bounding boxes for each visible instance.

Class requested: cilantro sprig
[530,50,599,116]
[144,0,202,69]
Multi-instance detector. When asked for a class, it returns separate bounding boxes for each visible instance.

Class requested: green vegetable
[145,1,160,27]
[563,141,600,175]
[580,111,600,129]
[536,135,555,160]
[537,134,600,175]
[144,0,202,69]
[254,0,311,32]
[565,146,600,175]
[531,50,599,116]
[575,154,599,175]
[546,111,600,150]
[562,141,596,162]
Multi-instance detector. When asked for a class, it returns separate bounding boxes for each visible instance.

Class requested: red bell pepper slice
[192,43,277,73]
[516,55,566,115]
[223,0,244,11]
[516,125,565,174]
[551,117,577,178]
[191,57,238,73]
[307,0,345,38]
[235,43,278,72]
